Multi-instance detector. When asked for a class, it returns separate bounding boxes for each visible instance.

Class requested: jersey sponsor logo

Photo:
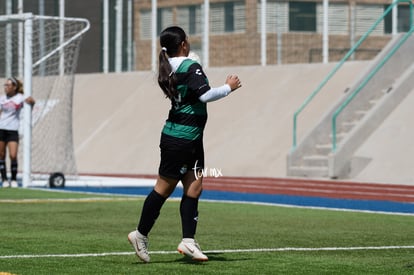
[195,69,202,76]
[1,101,22,111]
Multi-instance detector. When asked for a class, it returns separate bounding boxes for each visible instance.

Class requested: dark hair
[8,77,24,94]
[158,26,187,99]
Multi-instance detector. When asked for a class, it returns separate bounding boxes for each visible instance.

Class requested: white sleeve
[198,84,232,103]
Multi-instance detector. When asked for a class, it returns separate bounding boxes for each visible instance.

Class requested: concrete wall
[73,61,414,184]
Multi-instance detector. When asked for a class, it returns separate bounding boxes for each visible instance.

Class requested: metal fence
[135,0,410,71]
[1,0,410,72]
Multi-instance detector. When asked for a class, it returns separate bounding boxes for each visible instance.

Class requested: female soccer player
[128,26,242,263]
[0,77,35,187]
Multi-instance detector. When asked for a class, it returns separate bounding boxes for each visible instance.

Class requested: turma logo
[192,160,223,180]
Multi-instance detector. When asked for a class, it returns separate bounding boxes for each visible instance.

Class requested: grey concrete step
[288,165,329,178]
[303,155,329,166]
[315,143,332,155]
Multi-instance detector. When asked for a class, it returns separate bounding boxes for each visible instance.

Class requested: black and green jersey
[161,59,210,149]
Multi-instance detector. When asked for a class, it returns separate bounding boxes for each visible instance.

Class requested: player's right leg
[177,238,208,261]
[7,139,19,188]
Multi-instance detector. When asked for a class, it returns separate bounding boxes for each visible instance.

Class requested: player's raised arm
[198,74,242,103]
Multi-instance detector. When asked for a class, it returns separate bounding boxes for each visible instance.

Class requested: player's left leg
[7,141,19,187]
[129,175,179,263]
[178,171,208,261]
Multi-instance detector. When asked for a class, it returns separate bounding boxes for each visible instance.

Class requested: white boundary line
[25,175,414,216]
[1,246,414,259]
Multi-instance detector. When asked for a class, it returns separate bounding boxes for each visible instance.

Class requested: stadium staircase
[287,17,414,179]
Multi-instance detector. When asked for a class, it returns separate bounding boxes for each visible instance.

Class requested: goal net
[0,13,90,186]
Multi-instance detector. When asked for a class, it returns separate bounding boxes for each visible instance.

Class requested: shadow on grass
[405,262,414,269]
[129,252,251,265]
[176,252,251,264]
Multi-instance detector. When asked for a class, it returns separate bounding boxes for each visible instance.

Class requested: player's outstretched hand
[25,96,36,106]
[225,75,242,92]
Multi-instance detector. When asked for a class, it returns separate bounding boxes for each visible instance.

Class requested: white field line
[1,246,414,259]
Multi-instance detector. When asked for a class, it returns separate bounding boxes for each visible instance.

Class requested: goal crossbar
[0,13,90,68]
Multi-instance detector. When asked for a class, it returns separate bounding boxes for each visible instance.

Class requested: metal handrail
[291,0,411,151]
[332,1,413,152]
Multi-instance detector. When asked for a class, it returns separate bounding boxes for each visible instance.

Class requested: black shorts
[158,142,205,181]
[0,129,19,143]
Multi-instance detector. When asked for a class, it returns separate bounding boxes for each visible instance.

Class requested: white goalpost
[0,13,90,187]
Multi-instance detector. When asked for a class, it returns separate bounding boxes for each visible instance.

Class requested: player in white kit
[0,77,35,187]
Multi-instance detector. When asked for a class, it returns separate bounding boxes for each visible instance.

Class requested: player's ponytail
[158,47,177,99]
[157,26,187,99]
[16,79,24,94]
